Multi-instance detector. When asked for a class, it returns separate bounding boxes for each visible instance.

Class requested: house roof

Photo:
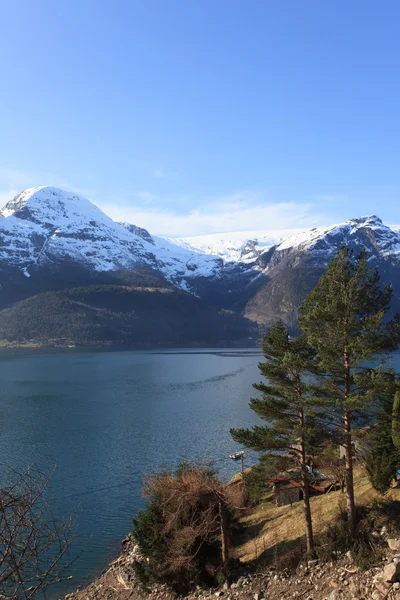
[267,477,326,494]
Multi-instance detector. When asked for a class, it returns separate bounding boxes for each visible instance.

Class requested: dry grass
[232,466,400,563]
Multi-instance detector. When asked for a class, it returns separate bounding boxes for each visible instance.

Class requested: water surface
[0,348,262,595]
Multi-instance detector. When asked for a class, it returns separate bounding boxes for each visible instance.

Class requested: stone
[308,559,319,567]
[388,538,400,550]
[383,561,400,582]
[328,590,342,600]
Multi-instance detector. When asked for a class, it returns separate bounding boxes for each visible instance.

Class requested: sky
[1,0,400,237]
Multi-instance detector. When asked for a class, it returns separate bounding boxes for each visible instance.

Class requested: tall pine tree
[299,246,399,530]
[230,321,320,555]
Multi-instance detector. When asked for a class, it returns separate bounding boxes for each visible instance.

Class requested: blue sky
[1,0,400,236]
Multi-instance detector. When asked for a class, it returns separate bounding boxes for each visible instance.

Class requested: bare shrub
[0,466,77,599]
[224,479,249,512]
[132,461,233,591]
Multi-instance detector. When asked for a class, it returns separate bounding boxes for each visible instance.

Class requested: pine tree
[365,374,399,494]
[230,320,320,555]
[366,422,398,495]
[299,246,399,530]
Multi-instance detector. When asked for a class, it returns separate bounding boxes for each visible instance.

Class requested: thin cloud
[0,173,333,238]
[96,196,329,237]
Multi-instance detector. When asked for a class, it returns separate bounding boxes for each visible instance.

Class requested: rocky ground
[65,535,400,600]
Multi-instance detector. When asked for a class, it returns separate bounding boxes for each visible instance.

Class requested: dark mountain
[0,285,254,347]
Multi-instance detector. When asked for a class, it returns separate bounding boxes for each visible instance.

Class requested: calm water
[0,348,262,596]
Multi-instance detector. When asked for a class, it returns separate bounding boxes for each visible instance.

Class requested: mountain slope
[243,215,400,330]
[0,186,222,291]
[0,285,255,347]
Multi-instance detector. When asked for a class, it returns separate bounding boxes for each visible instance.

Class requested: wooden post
[218,498,229,564]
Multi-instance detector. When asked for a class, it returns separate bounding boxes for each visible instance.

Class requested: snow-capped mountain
[3,188,398,285]
[171,229,306,262]
[275,215,400,259]
[1,186,400,343]
[242,214,400,330]
[0,186,221,286]
[175,216,400,267]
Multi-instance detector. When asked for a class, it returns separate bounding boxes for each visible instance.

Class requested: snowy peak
[276,214,400,259]
[0,186,154,273]
[171,229,306,262]
[1,186,400,296]
[0,186,221,286]
[172,216,400,266]
[1,186,127,233]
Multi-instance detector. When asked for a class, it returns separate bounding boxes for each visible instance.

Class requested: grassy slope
[232,467,400,563]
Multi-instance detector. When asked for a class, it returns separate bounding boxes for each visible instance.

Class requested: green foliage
[299,246,400,525]
[365,384,400,494]
[366,452,396,495]
[131,499,169,588]
[299,246,399,416]
[230,320,324,553]
[230,320,320,462]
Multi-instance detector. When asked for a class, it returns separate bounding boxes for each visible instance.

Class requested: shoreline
[64,535,400,600]
[0,341,262,353]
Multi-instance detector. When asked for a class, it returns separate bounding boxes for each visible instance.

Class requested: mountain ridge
[1,186,400,344]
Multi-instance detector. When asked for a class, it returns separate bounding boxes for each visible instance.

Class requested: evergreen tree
[366,375,399,494]
[230,320,321,555]
[299,246,399,530]
[366,424,398,495]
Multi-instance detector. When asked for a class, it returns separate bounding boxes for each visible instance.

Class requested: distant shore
[0,339,260,351]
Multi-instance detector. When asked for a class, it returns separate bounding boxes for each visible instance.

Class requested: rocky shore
[65,534,400,600]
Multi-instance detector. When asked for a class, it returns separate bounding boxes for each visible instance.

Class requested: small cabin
[268,478,303,507]
[268,476,332,507]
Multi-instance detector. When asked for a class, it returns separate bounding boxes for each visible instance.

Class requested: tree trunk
[218,498,229,564]
[299,409,314,555]
[344,410,356,530]
[343,347,356,530]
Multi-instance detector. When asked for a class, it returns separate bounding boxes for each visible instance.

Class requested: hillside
[0,285,255,347]
[65,467,400,600]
